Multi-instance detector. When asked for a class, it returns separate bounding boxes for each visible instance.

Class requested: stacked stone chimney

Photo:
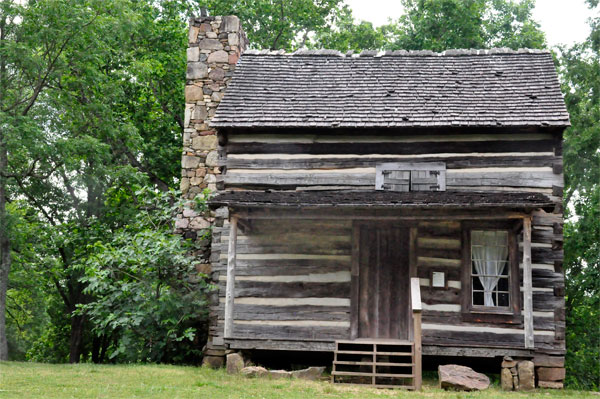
[176,15,248,254]
[176,14,248,366]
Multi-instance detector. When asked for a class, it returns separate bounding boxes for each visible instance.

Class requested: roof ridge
[243,48,550,57]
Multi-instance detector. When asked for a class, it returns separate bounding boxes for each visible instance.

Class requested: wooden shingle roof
[211,48,570,129]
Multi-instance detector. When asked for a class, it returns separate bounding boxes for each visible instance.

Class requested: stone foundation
[501,355,565,390]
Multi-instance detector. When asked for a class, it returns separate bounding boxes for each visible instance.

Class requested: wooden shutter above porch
[376,162,446,192]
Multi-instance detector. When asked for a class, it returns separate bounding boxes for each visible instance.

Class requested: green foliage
[558,1,600,389]
[78,189,213,363]
[203,0,346,50]
[313,0,546,52]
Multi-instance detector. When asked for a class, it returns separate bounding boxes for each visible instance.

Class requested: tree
[313,0,546,52]
[558,0,600,389]
[0,0,109,361]
[203,0,346,50]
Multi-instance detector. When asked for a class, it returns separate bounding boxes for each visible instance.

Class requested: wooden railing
[410,277,422,391]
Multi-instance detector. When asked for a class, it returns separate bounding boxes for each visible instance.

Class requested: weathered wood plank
[226,281,351,298]
[523,217,534,349]
[422,329,557,349]
[227,338,336,351]
[225,154,561,170]
[228,304,350,321]
[421,287,461,305]
[226,140,556,155]
[223,170,560,189]
[226,259,350,276]
[224,216,238,339]
[230,323,349,340]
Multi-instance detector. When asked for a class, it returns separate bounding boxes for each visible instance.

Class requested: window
[471,230,510,308]
[461,222,521,319]
[375,163,446,192]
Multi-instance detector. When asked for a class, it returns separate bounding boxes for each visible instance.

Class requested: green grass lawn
[0,362,596,399]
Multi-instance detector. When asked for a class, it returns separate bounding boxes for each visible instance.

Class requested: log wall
[208,129,565,355]
[218,132,562,199]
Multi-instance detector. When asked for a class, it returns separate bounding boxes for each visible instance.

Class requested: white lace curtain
[472,230,509,306]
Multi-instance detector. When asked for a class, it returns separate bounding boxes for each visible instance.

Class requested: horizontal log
[217,258,350,276]
[225,154,561,170]
[417,247,461,260]
[421,287,461,305]
[519,268,565,288]
[228,132,555,144]
[230,323,349,340]
[418,257,461,267]
[422,310,555,331]
[422,329,558,350]
[227,338,336,352]
[531,292,564,312]
[519,248,564,264]
[226,140,556,155]
[223,280,351,298]
[532,210,562,227]
[223,170,560,189]
[218,242,351,256]
[228,304,350,321]
[418,237,461,250]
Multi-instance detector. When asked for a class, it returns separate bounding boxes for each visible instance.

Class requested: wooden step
[334,360,414,367]
[332,339,417,390]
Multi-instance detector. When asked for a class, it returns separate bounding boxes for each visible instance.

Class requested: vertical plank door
[357,225,410,340]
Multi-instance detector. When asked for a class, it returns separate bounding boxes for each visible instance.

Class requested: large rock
[186,62,208,79]
[221,16,240,32]
[202,355,224,369]
[533,355,564,368]
[517,361,535,391]
[291,367,325,381]
[198,38,223,50]
[538,381,564,389]
[241,366,268,378]
[207,50,228,63]
[537,367,565,382]
[501,356,517,368]
[438,364,490,391]
[192,135,217,151]
[226,353,244,374]
[269,370,292,379]
[501,367,514,391]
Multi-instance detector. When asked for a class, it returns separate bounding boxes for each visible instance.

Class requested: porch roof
[209,190,554,211]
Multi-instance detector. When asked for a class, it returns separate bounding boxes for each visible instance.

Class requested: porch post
[224,215,238,339]
[523,216,534,349]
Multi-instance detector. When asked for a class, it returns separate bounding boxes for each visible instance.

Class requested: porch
[209,190,558,389]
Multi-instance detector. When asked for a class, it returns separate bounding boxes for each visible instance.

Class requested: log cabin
[178,15,569,389]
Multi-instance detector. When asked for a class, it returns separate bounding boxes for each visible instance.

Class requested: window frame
[461,221,521,322]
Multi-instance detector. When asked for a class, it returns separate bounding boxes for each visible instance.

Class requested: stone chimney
[177,15,248,243]
[176,15,247,365]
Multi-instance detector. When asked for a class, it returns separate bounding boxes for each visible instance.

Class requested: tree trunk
[69,313,85,363]
[0,1,11,362]
[0,163,10,361]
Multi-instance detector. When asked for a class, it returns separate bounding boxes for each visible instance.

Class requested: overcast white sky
[345,0,595,47]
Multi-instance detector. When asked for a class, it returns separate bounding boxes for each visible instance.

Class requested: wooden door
[356,225,410,340]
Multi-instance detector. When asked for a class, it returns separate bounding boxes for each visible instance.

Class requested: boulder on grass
[241,366,268,378]
[202,355,224,369]
[439,364,490,391]
[226,353,245,374]
[291,367,325,381]
[269,370,292,379]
